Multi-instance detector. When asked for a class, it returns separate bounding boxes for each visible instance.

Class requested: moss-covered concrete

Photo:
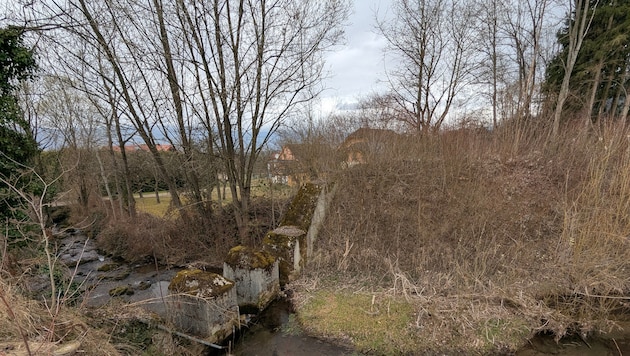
[225,246,276,271]
[263,226,306,285]
[168,269,234,298]
[280,182,323,231]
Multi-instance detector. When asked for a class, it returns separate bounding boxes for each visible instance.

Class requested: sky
[318,0,394,114]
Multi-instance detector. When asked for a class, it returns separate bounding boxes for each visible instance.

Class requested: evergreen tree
[0,26,38,227]
[544,0,630,121]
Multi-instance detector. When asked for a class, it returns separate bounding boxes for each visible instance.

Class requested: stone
[262,225,306,285]
[109,285,134,297]
[166,269,239,342]
[223,246,280,312]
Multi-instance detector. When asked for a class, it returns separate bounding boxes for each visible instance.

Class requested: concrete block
[263,225,306,285]
[223,246,280,312]
[166,269,239,343]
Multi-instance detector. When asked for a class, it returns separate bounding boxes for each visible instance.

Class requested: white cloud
[320,0,394,107]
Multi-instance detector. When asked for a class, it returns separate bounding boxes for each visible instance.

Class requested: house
[268,143,335,186]
[339,128,401,166]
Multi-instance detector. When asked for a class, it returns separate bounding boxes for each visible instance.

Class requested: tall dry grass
[554,121,630,318]
[309,119,630,338]
[0,277,121,355]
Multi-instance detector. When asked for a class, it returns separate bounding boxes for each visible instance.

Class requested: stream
[214,300,355,356]
[50,231,354,355]
[46,232,630,355]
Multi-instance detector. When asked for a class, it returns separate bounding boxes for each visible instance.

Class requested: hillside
[290,123,630,354]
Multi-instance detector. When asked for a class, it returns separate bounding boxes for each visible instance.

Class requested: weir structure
[159,181,335,347]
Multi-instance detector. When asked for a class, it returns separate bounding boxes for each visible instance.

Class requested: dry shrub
[97,213,169,263]
[554,121,630,319]
[0,278,120,355]
[312,118,630,342]
[320,127,563,290]
[97,197,287,266]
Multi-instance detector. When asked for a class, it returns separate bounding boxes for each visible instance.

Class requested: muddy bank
[35,232,630,355]
[517,332,630,355]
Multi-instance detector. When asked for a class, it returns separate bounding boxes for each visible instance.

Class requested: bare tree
[54,0,187,211]
[474,0,506,129]
[551,0,598,137]
[501,0,555,121]
[176,0,349,241]
[35,76,100,210]
[378,0,478,133]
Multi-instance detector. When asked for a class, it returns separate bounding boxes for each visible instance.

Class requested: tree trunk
[597,72,614,120]
[584,60,603,129]
[552,0,594,138]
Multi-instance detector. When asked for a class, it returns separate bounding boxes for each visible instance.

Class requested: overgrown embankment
[291,122,630,354]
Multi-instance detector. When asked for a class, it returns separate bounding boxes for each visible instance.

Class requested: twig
[0,289,32,356]
[574,292,630,300]
[612,338,622,356]
[577,333,591,349]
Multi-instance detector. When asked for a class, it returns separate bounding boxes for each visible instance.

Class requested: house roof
[277,143,334,162]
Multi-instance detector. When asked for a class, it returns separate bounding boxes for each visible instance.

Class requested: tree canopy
[0,26,38,224]
[544,0,630,122]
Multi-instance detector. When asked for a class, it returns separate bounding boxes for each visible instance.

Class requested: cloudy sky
[319,0,394,113]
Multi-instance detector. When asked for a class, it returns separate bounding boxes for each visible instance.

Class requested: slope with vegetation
[289,121,630,354]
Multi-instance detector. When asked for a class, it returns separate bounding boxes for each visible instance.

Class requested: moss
[280,182,322,231]
[296,290,418,354]
[262,228,303,247]
[263,227,306,285]
[168,269,234,298]
[111,269,131,281]
[225,246,276,270]
[97,262,120,272]
[109,285,134,297]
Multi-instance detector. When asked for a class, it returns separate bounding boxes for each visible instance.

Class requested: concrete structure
[306,183,337,260]
[166,270,239,343]
[223,246,280,312]
[263,225,306,285]
[162,181,337,346]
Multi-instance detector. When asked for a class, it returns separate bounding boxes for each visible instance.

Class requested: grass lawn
[134,180,295,217]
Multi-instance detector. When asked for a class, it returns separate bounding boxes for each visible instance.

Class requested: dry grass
[98,194,291,266]
[296,120,630,354]
[0,278,121,355]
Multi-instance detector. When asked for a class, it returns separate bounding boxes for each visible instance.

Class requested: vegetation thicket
[3,0,630,355]
[289,119,630,354]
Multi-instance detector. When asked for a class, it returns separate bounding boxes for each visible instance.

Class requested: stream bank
[26,230,630,355]
[46,230,355,355]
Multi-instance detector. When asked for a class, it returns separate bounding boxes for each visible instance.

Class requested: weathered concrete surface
[263,225,306,285]
[166,270,239,342]
[306,183,336,260]
[223,246,280,311]
[280,183,323,231]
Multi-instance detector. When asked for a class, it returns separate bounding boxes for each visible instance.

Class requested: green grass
[134,180,295,217]
[296,290,418,355]
[135,193,171,217]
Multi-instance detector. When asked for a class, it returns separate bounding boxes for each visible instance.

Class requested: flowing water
[215,299,355,356]
[54,232,354,355]
[50,232,630,355]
